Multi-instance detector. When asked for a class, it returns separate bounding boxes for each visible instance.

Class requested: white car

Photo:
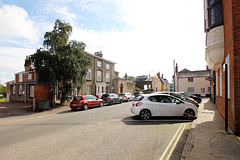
[131,94,197,120]
[119,93,135,102]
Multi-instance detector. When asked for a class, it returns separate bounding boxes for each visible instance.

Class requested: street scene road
[0,102,192,160]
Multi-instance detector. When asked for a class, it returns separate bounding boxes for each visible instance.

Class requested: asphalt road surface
[0,102,192,160]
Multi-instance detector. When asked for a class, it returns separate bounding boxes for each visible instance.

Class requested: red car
[70,95,103,111]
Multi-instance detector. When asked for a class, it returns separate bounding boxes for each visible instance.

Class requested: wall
[178,76,210,96]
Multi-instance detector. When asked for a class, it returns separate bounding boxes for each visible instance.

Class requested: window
[159,96,178,103]
[207,0,223,31]
[97,61,102,68]
[28,74,32,80]
[73,96,83,101]
[19,85,22,95]
[85,96,91,100]
[86,86,91,95]
[106,64,110,70]
[19,73,23,82]
[13,85,16,95]
[30,86,34,97]
[208,87,211,93]
[148,96,158,102]
[216,72,218,96]
[97,70,102,82]
[106,73,110,82]
[220,66,222,97]
[188,87,194,93]
[188,77,193,82]
[86,69,91,80]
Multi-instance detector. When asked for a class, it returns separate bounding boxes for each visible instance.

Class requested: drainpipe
[225,64,228,133]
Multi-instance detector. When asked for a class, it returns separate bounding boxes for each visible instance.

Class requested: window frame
[97,70,102,82]
[188,77,193,82]
[106,64,110,70]
[86,69,92,81]
[207,0,223,31]
[187,87,194,93]
[106,72,110,83]
[30,85,34,97]
[19,84,22,95]
[97,61,102,68]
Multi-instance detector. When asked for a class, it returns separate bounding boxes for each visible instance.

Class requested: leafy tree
[0,84,6,97]
[26,19,92,104]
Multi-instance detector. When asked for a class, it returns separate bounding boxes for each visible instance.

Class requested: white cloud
[55,6,76,24]
[0,4,39,43]
[70,0,207,81]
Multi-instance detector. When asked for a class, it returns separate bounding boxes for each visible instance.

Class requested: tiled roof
[177,69,210,77]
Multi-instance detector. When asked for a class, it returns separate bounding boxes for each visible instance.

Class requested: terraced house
[79,51,116,97]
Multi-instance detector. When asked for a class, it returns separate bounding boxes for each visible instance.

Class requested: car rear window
[101,94,109,98]
[136,96,144,101]
[119,93,125,96]
[73,97,83,101]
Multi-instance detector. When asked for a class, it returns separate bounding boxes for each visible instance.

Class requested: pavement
[181,98,240,160]
[1,99,240,160]
[0,101,69,125]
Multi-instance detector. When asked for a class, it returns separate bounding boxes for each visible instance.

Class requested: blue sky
[0,0,206,85]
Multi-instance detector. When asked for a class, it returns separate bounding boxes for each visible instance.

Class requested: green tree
[0,84,6,97]
[26,19,92,105]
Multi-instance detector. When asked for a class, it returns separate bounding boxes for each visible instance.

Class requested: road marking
[159,123,186,160]
[237,136,240,141]
[166,124,186,160]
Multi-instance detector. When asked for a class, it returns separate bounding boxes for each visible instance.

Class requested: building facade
[204,0,240,135]
[79,52,116,97]
[112,77,135,94]
[135,72,167,93]
[6,70,50,110]
[174,68,211,97]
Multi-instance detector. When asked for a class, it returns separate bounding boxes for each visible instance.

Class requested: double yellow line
[159,123,186,160]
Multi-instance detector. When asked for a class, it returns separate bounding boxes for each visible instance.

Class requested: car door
[158,95,183,116]
[91,95,98,107]
[112,94,118,104]
[147,95,161,116]
[85,96,93,107]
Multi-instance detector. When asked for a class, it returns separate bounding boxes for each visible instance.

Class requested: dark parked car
[134,91,144,100]
[179,92,202,103]
[101,93,122,105]
[70,95,103,111]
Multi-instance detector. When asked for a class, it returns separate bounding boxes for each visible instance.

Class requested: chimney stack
[175,63,178,73]
[157,72,160,79]
[95,51,103,57]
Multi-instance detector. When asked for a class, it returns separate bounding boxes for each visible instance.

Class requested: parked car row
[70,92,201,121]
[155,92,200,107]
[70,93,135,111]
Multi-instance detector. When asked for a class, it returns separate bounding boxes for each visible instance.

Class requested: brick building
[204,0,240,135]
[135,72,167,93]
[6,70,50,110]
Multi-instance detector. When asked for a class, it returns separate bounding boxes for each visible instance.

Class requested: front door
[201,88,206,97]
[96,84,105,97]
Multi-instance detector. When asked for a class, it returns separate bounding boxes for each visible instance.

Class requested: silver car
[119,93,135,102]
[131,94,197,120]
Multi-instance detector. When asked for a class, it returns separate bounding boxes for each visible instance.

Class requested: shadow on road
[122,116,197,125]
